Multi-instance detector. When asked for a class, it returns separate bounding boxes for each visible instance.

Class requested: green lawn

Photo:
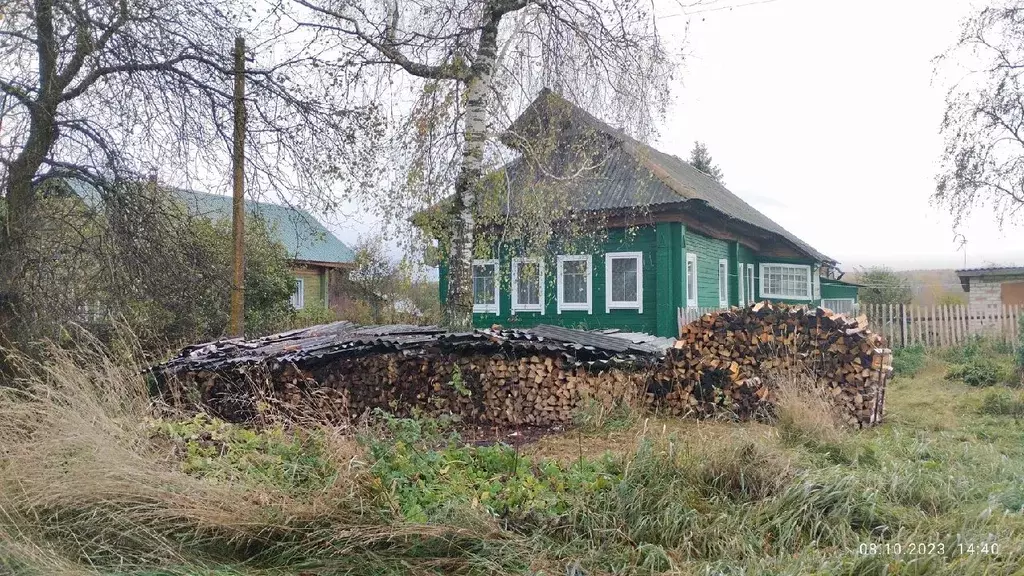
[2,348,1024,575]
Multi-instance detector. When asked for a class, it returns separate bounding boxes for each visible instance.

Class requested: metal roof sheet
[63,178,355,265]
[955,267,1024,277]
[503,90,832,263]
[154,321,668,377]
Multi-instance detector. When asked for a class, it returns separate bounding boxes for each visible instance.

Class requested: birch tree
[0,0,379,344]
[936,3,1024,229]
[289,0,676,328]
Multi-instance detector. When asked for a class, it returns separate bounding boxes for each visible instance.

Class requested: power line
[659,0,784,19]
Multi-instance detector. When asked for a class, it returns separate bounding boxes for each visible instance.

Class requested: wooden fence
[677,307,724,330]
[678,303,1023,350]
[861,303,1021,349]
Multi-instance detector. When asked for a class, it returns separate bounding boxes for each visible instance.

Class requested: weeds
[979,389,1024,417]
[0,346,525,575]
[572,396,640,433]
[892,344,927,378]
[942,336,1019,386]
[5,341,1024,575]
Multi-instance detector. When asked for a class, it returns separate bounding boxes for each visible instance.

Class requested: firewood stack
[154,306,890,429]
[652,302,891,427]
[155,323,659,426]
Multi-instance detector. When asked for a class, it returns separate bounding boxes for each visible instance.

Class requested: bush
[891,345,926,378]
[979,389,1024,417]
[945,357,1017,387]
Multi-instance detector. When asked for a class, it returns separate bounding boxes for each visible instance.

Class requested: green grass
[4,346,1024,574]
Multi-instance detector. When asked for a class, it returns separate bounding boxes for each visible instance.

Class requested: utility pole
[229,36,246,338]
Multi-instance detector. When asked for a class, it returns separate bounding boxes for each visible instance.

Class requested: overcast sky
[652,0,1024,271]
[328,0,1023,272]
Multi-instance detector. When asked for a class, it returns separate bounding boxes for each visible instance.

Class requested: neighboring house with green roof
[423,89,855,337]
[60,178,355,311]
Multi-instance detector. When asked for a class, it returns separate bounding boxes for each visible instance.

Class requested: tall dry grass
[0,344,520,575]
[770,371,849,444]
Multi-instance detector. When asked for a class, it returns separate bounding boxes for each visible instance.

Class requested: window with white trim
[511,257,544,313]
[821,298,856,315]
[737,262,745,306]
[605,252,643,312]
[685,253,698,308]
[759,263,812,300]
[291,278,305,309]
[472,259,500,314]
[718,259,729,307]
[557,255,592,314]
[747,264,755,303]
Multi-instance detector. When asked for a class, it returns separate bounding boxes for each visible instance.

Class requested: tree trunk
[1,0,61,349]
[442,12,501,330]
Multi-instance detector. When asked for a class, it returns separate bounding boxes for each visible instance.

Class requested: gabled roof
[503,89,833,263]
[61,179,354,266]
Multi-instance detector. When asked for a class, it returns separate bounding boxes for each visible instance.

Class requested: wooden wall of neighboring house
[291,265,326,308]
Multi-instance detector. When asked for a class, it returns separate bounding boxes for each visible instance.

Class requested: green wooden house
[433,90,857,337]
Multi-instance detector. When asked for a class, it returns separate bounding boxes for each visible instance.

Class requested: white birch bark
[442,10,501,329]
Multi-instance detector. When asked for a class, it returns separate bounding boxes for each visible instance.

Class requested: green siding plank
[821,281,859,301]
[671,222,684,311]
[684,230,730,308]
[728,242,739,307]
[655,223,673,337]
[471,226,660,334]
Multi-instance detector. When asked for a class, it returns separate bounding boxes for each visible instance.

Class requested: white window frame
[556,254,592,314]
[718,258,729,307]
[471,259,500,315]
[737,261,745,306]
[605,252,643,313]
[759,263,812,300]
[685,252,698,308]
[812,269,821,300]
[747,264,755,303]
[291,278,305,309]
[821,298,856,314]
[511,257,545,314]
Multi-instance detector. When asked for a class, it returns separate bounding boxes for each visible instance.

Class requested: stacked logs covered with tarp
[152,322,667,426]
[652,302,891,427]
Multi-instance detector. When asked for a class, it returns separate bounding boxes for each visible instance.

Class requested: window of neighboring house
[291,278,305,309]
[760,263,812,300]
[718,259,729,308]
[746,264,755,304]
[511,257,544,313]
[686,253,698,308]
[821,298,856,315]
[472,259,500,314]
[737,261,745,306]
[605,252,643,312]
[557,255,592,314]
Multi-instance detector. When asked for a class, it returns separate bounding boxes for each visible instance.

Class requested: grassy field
[2,345,1024,575]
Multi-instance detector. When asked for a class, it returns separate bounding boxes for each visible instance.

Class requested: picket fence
[677,303,1022,350]
[861,303,1021,350]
